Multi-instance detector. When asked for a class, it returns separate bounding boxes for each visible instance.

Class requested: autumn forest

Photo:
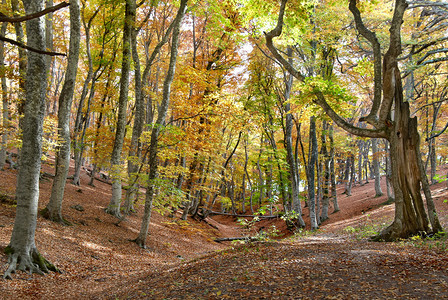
[1,0,448,296]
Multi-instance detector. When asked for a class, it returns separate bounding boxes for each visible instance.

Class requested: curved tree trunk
[44,0,81,224]
[4,0,57,279]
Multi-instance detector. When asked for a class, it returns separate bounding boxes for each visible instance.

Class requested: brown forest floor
[0,159,448,299]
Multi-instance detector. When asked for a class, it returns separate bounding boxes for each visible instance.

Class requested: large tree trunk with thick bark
[44,0,81,224]
[4,0,57,279]
[378,98,442,240]
[266,0,443,241]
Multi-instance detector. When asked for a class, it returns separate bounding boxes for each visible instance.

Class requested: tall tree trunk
[4,0,57,278]
[106,0,135,217]
[372,138,383,197]
[307,116,318,230]
[72,5,101,185]
[123,3,144,216]
[320,120,330,222]
[44,0,81,224]
[283,55,304,226]
[385,140,394,201]
[0,17,8,169]
[329,125,339,212]
[134,0,188,248]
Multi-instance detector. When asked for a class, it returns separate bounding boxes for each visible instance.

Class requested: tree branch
[349,0,382,125]
[426,120,448,141]
[0,34,66,56]
[265,0,384,138]
[264,0,305,82]
[0,2,69,23]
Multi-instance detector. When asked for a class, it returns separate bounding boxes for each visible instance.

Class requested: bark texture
[4,0,57,279]
[45,0,81,223]
[106,0,135,217]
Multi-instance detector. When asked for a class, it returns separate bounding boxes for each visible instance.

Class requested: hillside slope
[1,161,447,299]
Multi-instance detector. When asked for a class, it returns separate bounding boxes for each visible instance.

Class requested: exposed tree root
[371,221,431,242]
[105,207,122,219]
[132,237,146,249]
[3,246,60,280]
[40,208,72,226]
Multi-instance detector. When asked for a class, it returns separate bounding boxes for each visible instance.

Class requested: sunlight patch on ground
[82,241,112,252]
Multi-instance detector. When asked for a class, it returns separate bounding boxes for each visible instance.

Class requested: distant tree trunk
[371,138,383,197]
[329,125,339,212]
[44,0,81,223]
[284,61,304,226]
[106,0,135,218]
[72,6,101,186]
[134,0,187,248]
[241,143,249,214]
[307,116,318,230]
[357,141,363,184]
[320,120,330,222]
[363,141,370,183]
[4,0,57,278]
[385,140,394,201]
[343,154,350,194]
[0,18,8,169]
[256,139,264,207]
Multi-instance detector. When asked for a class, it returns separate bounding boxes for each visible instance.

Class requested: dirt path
[1,162,448,299]
[113,234,448,299]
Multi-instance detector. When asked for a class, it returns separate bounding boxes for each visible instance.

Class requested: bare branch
[0,34,66,56]
[426,121,448,141]
[0,2,69,23]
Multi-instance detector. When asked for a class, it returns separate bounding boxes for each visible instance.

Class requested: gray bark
[106,0,135,217]
[4,0,56,279]
[134,0,188,248]
[45,0,81,223]
[329,125,339,212]
[284,48,304,227]
[384,140,394,201]
[0,17,8,169]
[72,5,100,186]
[320,120,330,222]
[307,116,318,230]
[371,138,383,197]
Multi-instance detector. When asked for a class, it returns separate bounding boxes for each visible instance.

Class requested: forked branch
[265,0,386,138]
